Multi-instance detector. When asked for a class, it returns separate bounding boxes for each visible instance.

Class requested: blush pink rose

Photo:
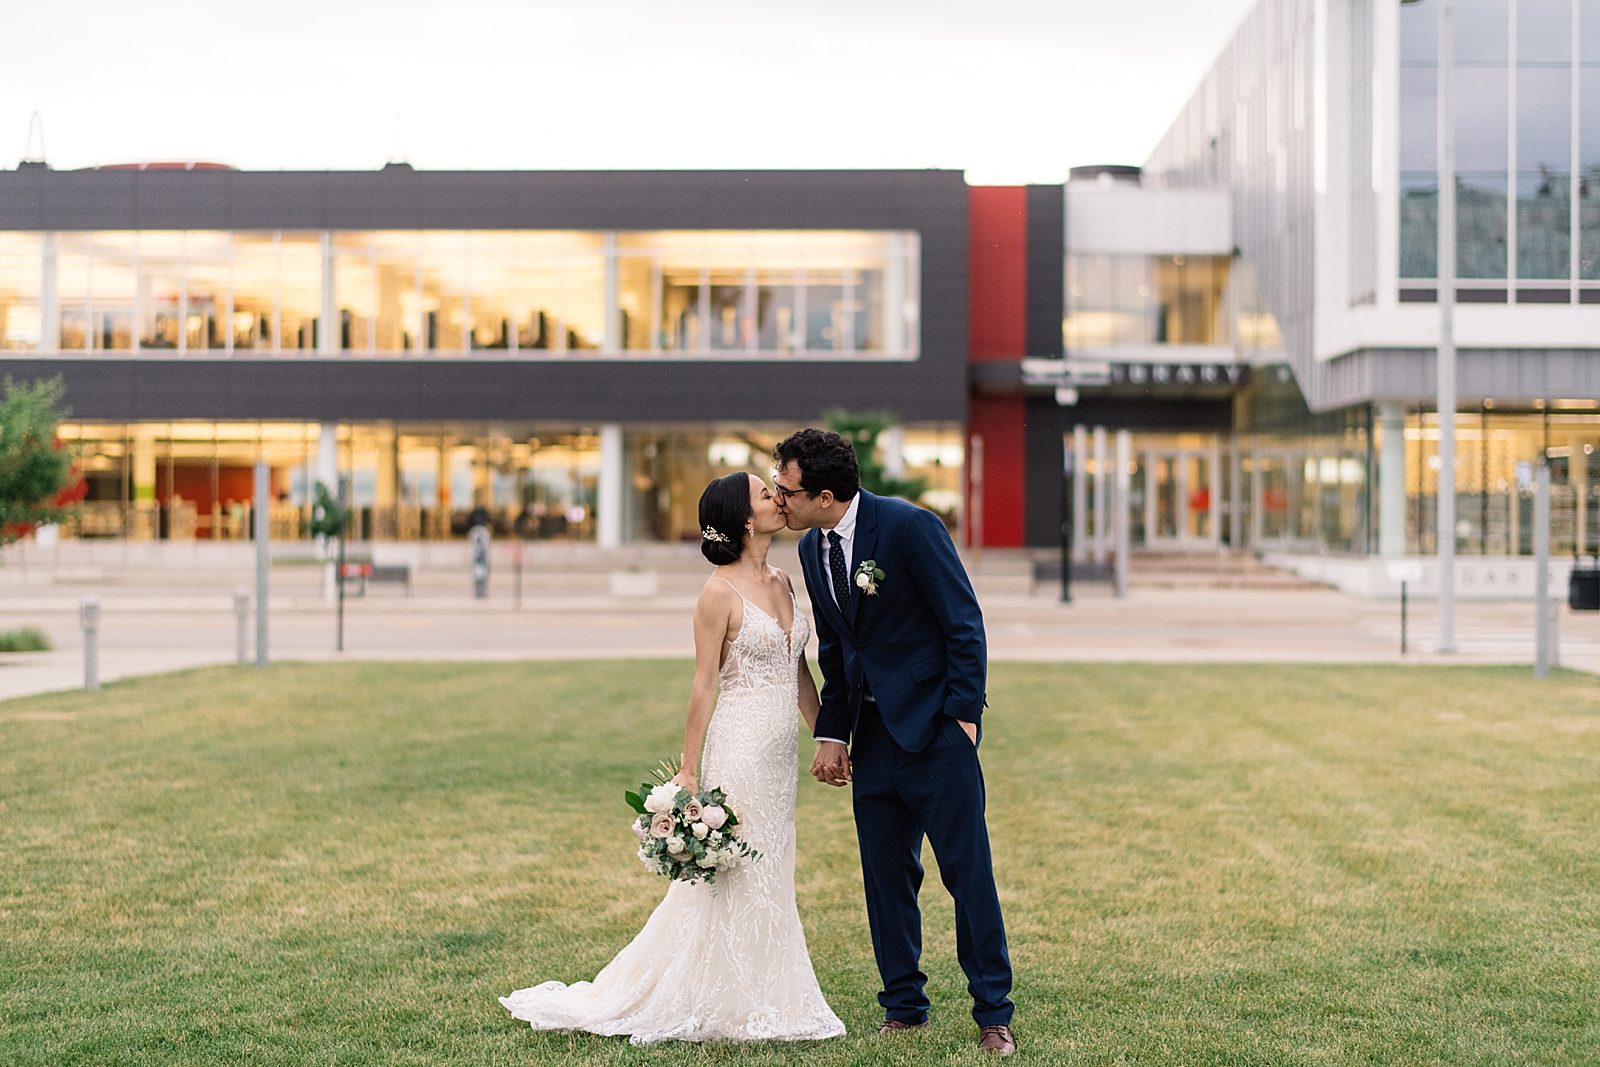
[650,813,674,838]
[700,804,728,830]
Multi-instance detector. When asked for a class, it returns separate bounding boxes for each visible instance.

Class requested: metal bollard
[79,595,100,691]
[234,587,251,664]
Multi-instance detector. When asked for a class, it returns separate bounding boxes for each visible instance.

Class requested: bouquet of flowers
[625,759,760,886]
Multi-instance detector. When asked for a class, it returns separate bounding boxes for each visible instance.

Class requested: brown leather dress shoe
[979,1024,1017,1056]
[878,1019,929,1035]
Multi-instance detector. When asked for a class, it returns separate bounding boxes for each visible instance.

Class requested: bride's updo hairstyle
[698,472,750,566]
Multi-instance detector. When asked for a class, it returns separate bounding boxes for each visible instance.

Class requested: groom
[773,428,1016,1056]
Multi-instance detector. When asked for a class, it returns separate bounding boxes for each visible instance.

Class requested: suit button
[855,644,864,652]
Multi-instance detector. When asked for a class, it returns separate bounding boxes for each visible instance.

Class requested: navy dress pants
[850,699,1014,1027]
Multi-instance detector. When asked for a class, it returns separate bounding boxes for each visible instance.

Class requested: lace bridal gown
[500,584,846,1045]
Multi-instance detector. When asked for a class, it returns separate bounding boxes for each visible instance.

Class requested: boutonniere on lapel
[854,559,886,597]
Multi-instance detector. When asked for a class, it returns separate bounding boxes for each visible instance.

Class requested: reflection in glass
[1517,59,1572,278]
[1582,0,1600,278]
[334,233,378,351]
[0,232,43,350]
[232,233,276,351]
[1455,67,1509,279]
[1454,0,1509,65]
[185,231,231,350]
[279,235,321,351]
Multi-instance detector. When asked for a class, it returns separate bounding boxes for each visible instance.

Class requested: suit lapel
[850,491,879,623]
[802,527,853,635]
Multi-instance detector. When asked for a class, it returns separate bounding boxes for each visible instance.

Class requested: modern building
[981,0,1600,594]
[0,167,968,548]
[3,0,1595,585]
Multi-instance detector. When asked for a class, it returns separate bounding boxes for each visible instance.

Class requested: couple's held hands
[811,741,851,787]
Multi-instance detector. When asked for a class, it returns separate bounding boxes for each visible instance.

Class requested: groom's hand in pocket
[957,720,978,746]
[811,741,851,787]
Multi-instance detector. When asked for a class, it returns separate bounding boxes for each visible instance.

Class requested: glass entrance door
[1144,446,1220,549]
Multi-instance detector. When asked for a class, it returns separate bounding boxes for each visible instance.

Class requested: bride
[500,471,846,1045]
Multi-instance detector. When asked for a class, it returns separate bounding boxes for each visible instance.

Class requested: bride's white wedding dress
[500,582,846,1044]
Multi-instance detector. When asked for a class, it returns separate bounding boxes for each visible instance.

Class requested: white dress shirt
[816,493,862,747]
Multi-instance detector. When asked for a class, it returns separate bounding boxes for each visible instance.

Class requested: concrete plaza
[1,544,1595,701]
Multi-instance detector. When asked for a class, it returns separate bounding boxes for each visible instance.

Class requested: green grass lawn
[3,661,1600,1066]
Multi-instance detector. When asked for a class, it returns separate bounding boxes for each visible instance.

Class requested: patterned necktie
[827,530,854,623]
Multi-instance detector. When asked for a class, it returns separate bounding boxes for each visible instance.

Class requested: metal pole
[1400,581,1408,655]
[1436,0,1458,653]
[969,434,985,556]
[1093,426,1109,565]
[234,587,249,664]
[1060,445,1074,604]
[336,473,349,653]
[514,541,524,610]
[80,595,100,690]
[254,461,269,668]
[1114,430,1131,598]
[1535,458,1551,677]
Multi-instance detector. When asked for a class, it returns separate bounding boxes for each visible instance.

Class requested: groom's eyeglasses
[773,481,810,502]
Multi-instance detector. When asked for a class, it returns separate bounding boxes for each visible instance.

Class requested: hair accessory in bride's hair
[701,526,731,543]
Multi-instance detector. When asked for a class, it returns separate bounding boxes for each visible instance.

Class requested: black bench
[1029,556,1111,594]
[340,562,413,597]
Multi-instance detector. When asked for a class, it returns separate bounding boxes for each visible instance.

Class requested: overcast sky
[2,0,1258,183]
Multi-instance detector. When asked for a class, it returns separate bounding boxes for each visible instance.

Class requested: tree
[822,408,927,502]
[308,481,346,541]
[0,377,81,547]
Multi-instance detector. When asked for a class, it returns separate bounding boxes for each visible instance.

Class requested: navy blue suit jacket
[800,490,988,753]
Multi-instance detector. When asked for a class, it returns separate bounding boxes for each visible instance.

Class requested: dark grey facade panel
[0,168,971,425]
[0,168,968,232]
[1025,185,1064,358]
[0,358,967,424]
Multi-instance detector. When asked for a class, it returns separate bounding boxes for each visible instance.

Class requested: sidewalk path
[4,571,1596,701]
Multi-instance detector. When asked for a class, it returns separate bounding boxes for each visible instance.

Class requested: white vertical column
[1072,425,1088,562]
[598,423,624,549]
[1092,426,1109,564]
[1114,430,1131,597]
[881,425,906,480]
[40,232,59,351]
[1378,401,1407,557]
[1229,435,1243,548]
[319,232,338,356]
[316,422,339,491]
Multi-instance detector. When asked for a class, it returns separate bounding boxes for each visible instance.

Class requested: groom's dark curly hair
[773,428,860,501]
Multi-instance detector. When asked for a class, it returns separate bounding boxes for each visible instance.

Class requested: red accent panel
[968,186,1028,362]
[966,395,1025,548]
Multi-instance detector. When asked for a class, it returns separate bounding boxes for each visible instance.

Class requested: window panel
[231,233,278,352]
[1582,0,1600,278]
[184,231,231,350]
[1517,65,1573,278]
[278,235,321,351]
[0,232,42,350]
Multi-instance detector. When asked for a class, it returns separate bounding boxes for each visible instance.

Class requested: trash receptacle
[1569,556,1600,611]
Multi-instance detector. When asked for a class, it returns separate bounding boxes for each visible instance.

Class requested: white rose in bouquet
[700,805,727,830]
[645,782,681,814]
[692,822,709,840]
[666,835,685,854]
[696,853,718,868]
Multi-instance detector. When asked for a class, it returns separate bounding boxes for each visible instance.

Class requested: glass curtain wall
[1,229,918,357]
[1397,407,1600,555]
[55,421,605,544]
[1400,0,1598,296]
[1063,254,1238,348]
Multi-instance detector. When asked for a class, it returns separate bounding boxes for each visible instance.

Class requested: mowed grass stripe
[2,661,1598,1066]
